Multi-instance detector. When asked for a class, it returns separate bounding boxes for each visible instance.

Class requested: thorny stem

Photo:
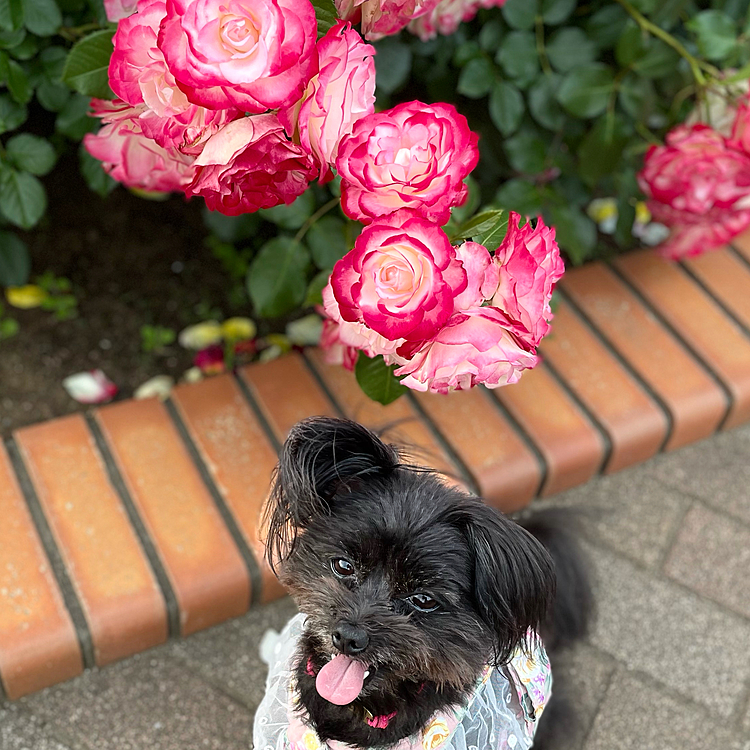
[614,0,722,86]
[293,196,340,244]
[535,15,552,76]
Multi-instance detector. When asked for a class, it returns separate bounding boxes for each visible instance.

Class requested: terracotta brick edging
[4,230,750,698]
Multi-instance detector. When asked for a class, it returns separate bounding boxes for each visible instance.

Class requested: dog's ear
[456,500,556,664]
[264,417,399,572]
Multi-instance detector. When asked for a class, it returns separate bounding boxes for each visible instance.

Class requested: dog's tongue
[315,655,367,705]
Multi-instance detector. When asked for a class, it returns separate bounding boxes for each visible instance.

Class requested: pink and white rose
[186,114,316,215]
[319,315,359,371]
[105,0,137,21]
[408,0,505,39]
[638,123,750,258]
[394,307,539,394]
[335,0,439,41]
[453,240,499,310]
[329,211,468,343]
[84,99,195,192]
[730,98,750,156]
[489,213,564,347]
[281,21,375,182]
[157,0,317,112]
[335,101,479,225]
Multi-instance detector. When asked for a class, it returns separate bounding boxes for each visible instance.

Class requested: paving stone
[534,643,615,750]
[0,703,73,750]
[643,424,750,525]
[585,670,749,750]
[585,543,750,718]
[167,596,297,710]
[545,469,689,569]
[665,504,750,619]
[19,651,255,750]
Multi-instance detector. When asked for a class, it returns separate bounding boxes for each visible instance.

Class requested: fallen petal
[178,321,223,350]
[63,370,118,404]
[5,285,48,309]
[134,375,174,401]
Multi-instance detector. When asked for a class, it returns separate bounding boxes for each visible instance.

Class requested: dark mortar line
[557,287,675,453]
[542,359,614,475]
[3,437,95,669]
[728,241,750,273]
[299,351,346,417]
[84,413,181,638]
[233,372,283,454]
[0,662,7,701]
[679,260,750,340]
[403,392,480,497]
[163,399,262,609]
[609,264,734,431]
[481,386,548,498]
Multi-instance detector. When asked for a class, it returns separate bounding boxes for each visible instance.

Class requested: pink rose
[408,0,505,39]
[186,114,316,215]
[395,307,539,394]
[157,0,316,112]
[638,124,750,258]
[335,101,479,225]
[730,99,750,156]
[105,0,137,21]
[281,21,375,183]
[319,315,359,371]
[330,211,468,342]
[84,99,195,192]
[453,241,499,310]
[489,213,564,347]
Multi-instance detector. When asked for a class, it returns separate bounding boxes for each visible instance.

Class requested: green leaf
[615,23,643,67]
[6,58,30,103]
[457,56,495,99]
[305,269,329,307]
[496,31,539,86]
[687,10,737,61]
[557,64,614,119]
[528,74,565,130]
[452,208,508,246]
[472,210,509,249]
[504,129,547,174]
[501,0,536,30]
[310,0,337,35]
[36,79,71,111]
[79,145,117,197]
[0,27,24,47]
[355,352,407,406]
[494,178,544,216]
[632,38,680,78]
[489,80,524,136]
[478,19,504,52]
[374,37,412,95]
[307,215,349,270]
[56,93,97,139]
[0,316,19,338]
[618,72,656,120]
[0,169,45,229]
[6,134,56,175]
[548,205,596,265]
[0,229,29,285]
[61,29,114,98]
[259,191,315,230]
[22,0,61,35]
[585,5,628,50]
[246,236,310,318]
[201,205,258,243]
[0,91,26,132]
[546,27,597,73]
[540,0,576,25]
[7,31,35,58]
[577,116,629,188]
[0,0,23,32]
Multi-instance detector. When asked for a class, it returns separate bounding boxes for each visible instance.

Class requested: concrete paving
[3,425,750,749]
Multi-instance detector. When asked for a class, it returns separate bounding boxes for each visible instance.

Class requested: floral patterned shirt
[254,614,552,750]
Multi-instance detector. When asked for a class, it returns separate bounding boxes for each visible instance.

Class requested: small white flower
[181,367,204,384]
[134,375,174,401]
[62,370,118,404]
[286,314,323,346]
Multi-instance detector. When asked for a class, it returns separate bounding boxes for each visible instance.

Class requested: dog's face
[265,417,555,742]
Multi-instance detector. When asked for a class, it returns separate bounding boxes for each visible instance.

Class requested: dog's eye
[406,593,439,612]
[331,558,355,577]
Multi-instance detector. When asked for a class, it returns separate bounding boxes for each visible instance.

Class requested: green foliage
[61,28,114,98]
[140,324,176,353]
[36,272,78,320]
[354,352,408,406]
[0,229,29,285]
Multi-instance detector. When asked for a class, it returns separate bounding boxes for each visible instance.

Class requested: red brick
[95,399,250,635]
[170,375,285,603]
[306,348,465,487]
[15,415,168,666]
[494,364,605,496]
[615,250,750,430]
[239,352,336,442]
[539,299,668,473]
[562,263,726,449]
[413,388,541,511]
[0,443,82,699]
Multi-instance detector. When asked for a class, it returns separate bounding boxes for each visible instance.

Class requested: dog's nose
[331,622,369,654]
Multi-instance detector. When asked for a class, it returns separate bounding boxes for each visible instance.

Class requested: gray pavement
[4,425,750,749]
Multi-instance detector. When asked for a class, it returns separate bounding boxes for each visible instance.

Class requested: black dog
[254,417,591,750]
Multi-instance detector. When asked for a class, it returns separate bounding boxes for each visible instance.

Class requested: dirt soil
[1,152,240,436]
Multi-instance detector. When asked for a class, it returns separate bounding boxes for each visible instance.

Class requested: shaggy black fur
[265,416,591,748]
